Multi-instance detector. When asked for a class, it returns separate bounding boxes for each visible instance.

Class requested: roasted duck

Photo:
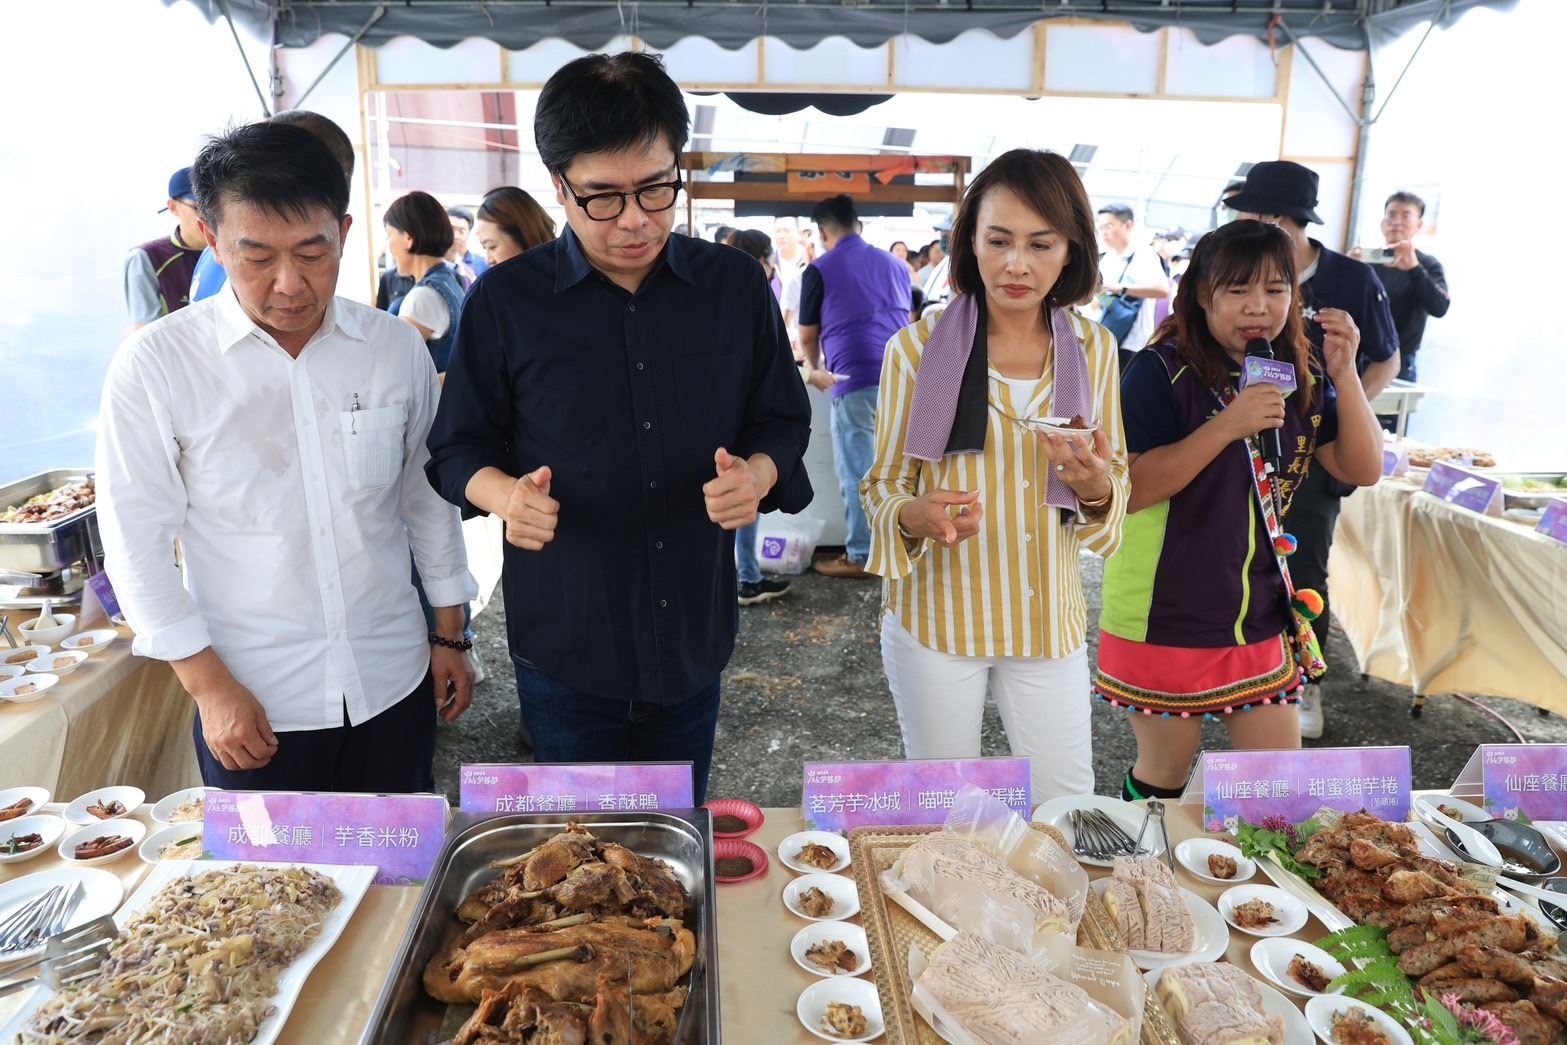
[453,976,687,1045]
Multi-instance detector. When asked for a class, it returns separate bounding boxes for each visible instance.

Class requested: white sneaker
[1298,682,1324,739]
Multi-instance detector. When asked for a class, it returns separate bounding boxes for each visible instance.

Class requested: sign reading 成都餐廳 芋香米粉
[203,791,449,886]
[1477,744,1567,823]
[801,758,1031,832]
[1185,747,1412,834]
[457,763,694,816]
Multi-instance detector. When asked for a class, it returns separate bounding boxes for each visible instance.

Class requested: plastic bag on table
[753,512,826,575]
[909,932,1131,1045]
[941,784,1089,934]
[1036,935,1143,1045]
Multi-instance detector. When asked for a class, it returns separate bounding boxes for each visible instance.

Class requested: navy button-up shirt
[426,229,813,705]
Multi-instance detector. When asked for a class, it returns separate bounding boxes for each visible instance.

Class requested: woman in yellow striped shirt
[860,149,1128,802]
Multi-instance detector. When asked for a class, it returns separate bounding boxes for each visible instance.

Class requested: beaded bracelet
[428,633,474,652]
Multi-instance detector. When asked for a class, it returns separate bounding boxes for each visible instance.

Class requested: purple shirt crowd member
[798,194,915,577]
[424,53,812,805]
[1098,220,1383,803]
[1228,160,1399,740]
[124,166,207,327]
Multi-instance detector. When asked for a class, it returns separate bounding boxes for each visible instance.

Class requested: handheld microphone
[1240,338,1295,475]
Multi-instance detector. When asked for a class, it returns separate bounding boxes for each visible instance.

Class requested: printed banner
[1422,460,1501,514]
[801,758,1031,833]
[1478,745,1567,822]
[1536,498,1567,543]
[1183,747,1412,832]
[458,763,693,815]
[204,791,449,886]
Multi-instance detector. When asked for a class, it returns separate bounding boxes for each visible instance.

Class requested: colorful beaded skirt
[1093,631,1302,719]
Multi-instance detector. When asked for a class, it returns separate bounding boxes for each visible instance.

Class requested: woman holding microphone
[1096,220,1383,802]
[862,149,1128,802]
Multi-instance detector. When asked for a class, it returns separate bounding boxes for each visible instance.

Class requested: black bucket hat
[1226,161,1323,225]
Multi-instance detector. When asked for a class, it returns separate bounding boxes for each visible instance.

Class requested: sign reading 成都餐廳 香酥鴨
[458,763,694,816]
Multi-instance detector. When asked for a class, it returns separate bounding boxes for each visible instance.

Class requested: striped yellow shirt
[861,310,1129,659]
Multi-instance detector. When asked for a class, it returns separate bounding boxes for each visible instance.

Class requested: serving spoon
[1413,796,1505,868]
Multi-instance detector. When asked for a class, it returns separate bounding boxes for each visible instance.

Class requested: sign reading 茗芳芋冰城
[801,758,1030,833]
[1450,744,1567,822]
[1181,747,1412,833]
[203,791,448,886]
[457,763,694,816]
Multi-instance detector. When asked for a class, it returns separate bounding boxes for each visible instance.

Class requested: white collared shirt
[96,286,477,731]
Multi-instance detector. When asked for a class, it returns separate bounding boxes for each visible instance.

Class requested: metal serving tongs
[1133,800,1176,875]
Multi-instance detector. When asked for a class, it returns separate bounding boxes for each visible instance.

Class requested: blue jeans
[512,658,723,804]
[736,521,761,585]
[831,386,878,564]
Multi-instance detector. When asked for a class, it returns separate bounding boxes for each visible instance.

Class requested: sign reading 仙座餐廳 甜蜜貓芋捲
[1445,744,1567,823]
[1182,747,1412,833]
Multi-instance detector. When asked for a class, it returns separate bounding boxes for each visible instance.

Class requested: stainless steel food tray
[360,810,720,1045]
[1500,472,1567,511]
[0,469,98,573]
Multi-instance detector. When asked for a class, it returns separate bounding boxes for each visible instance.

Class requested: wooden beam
[687,182,962,204]
[1156,28,1170,96]
[1275,40,1295,159]
[355,44,378,305]
[366,80,1280,104]
[1031,22,1047,95]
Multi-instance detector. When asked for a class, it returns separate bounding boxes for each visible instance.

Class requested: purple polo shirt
[798,234,912,398]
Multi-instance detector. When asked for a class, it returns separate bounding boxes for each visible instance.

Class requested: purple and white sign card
[801,758,1031,833]
[204,791,449,886]
[1422,460,1502,515]
[1181,747,1412,833]
[458,763,694,815]
[1450,744,1567,822]
[1536,498,1567,543]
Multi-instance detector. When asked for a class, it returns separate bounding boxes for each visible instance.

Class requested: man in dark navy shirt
[1230,160,1397,741]
[425,53,812,802]
[1364,191,1450,384]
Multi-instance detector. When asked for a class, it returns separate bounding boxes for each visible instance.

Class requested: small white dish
[17,614,76,647]
[0,786,51,818]
[63,785,146,825]
[57,817,146,866]
[140,822,206,864]
[0,664,24,682]
[0,673,58,702]
[1219,884,1308,938]
[791,921,872,978]
[785,872,861,922]
[109,612,128,628]
[0,645,51,670]
[26,649,86,676]
[1305,995,1413,1045]
[60,629,118,655]
[1090,878,1229,970]
[797,975,885,1042]
[1176,837,1256,884]
[1025,416,1101,439]
[0,814,68,865]
[1147,967,1314,1045]
[1250,937,1346,998]
[1032,793,1166,869]
[151,786,214,827]
[1415,795,1489,825]
[779,830,852,875]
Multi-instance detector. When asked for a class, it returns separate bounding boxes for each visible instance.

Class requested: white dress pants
[880,613,1094,804]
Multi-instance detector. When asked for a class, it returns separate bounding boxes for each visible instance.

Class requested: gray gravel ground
[435,553,1566,806]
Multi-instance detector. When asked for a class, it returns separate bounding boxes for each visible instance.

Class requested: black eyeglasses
[558,172,684,221]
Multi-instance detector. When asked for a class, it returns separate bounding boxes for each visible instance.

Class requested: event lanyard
[1211,384,1303,601]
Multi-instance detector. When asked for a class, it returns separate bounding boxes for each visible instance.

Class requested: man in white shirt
[96,122,477,792]
[1095,204,1171,368]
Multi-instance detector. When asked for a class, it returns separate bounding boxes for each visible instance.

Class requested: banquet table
[0,616,198,797]
[1330,475,1567,712]
[0,802,1358,1042]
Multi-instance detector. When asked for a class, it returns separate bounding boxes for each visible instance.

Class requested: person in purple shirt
[799,194,915,577]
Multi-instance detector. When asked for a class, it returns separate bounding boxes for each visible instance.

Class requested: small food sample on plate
[711,813,749,834]
[893,833,1071,939]
[1232,897,1278,930]
[169,795,205,823]
[0,798,35,823]
[799,885,835,918]
[795,842,840,870]
[0,479,95,524]
[822,1001,868,1039]
[714,856,754,878]
[25,865,340,1041]
[4,649,39,665]
[918,931,1130,1043]
[4,832,43,855]
[1063,414,1091,429]
[1437,803,1468,822]
[158,835,204,861]
[806,938,859,975]
[1103,855,1195,953]
[1329,1007,1392,1045]
[72,834,133,860]
[85,798,126,819]
[1288,953,1332,992]
[1157,961,1285,1044]
[1406,446,1496,469]
[10,683,38,696]
[1207,853,1238,880]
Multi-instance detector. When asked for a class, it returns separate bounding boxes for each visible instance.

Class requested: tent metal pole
[215,0,272,116]
[294,5,389,111]
[1346,58,1375,254]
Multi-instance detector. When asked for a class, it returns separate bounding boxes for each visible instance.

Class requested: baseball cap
[159,167,195,212]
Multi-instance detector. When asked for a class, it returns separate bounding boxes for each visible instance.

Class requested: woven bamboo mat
[848,823,1180,1045]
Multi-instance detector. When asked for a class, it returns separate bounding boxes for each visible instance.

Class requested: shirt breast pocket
[338,405,405,490]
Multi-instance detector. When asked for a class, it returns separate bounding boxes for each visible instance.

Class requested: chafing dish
[361,809,720,1044]
[0,469,98,574]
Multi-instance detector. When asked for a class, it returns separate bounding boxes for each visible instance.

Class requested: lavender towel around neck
[902,295,1093,512]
